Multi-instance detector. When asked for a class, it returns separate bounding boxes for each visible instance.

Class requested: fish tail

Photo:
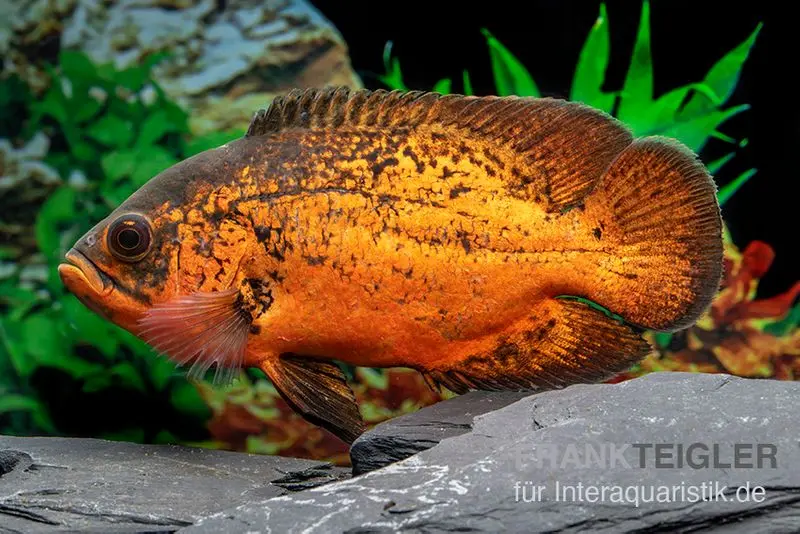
[585,136,724,332]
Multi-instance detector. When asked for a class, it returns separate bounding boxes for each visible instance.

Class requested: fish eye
[107,214,152,262]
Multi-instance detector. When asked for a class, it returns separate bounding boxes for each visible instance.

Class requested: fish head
[58,209,175,335]
[58,141,249,337]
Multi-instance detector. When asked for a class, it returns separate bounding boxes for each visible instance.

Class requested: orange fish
[59,87,723,443]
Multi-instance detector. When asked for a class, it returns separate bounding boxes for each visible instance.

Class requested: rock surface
[350,390,531,476]
[0,435,347,533]
[3,0,362,134]
[185,372,800,533]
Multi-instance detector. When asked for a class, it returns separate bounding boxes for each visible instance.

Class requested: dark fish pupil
[118,228,140,250]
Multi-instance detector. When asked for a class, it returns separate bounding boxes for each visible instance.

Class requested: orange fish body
[59,88,723,443]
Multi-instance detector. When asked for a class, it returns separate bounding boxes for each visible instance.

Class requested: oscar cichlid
[58,87,724,444]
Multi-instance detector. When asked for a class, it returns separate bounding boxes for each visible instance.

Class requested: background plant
[380,0,761,206]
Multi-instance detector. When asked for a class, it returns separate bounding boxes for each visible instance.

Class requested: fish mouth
[58,249,113,297]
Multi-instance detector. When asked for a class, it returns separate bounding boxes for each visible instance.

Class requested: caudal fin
[586,136,724,332]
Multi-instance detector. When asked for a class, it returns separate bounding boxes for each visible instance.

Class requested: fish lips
[58,248,114,300]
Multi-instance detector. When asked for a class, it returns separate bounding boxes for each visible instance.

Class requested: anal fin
[260,355,365,444]
[424,298,652,395]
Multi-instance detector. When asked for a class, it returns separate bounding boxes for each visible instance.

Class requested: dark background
[311,0,794,298]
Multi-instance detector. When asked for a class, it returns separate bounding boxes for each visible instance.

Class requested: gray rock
[2,0,363,134]
[184,372,800,533]
[351,390,531,476]
[0,435,346,533]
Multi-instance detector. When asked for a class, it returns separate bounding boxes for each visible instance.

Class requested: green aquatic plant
[0,50,243,441]
[379,0,762,207]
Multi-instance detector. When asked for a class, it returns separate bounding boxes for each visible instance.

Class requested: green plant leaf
[2,287,41,322]
[59,50,98,83]
[680,23,763,117]
[618,87,681,136]
[95,62,118,84]
[136,109,181,148]
[659,103,749,152]
[246,436,280,456]
[32,87,69,126]
[72,97,104,124]
[154,430,180,444]
[625,82,717,137]
[378,41,407,91]
[130,146,178,186]
[114,328,152,359]
[61,296,119,357]
[100,180,137,208]
[1,319,33,378]
[570,3,615,112]
[432,78,452,94]
[149,357,179,391]
[706,152,735,175]
[106,92,142,122]
[616,0,654,124]
[247,404,280,421]
[20,315,58,359]
[718,168,757,206]
[86,113,135,147]
[43,152,73,178]
[115,64,151,92]
[21,314,101,378]
[653,332,673,348]
[481,28,539,97]
[764,303,800,337]
[462,70,474,95]
[0,394,41,414]
[171,381,211,420]
[554,295,626,324]
[358,367,389,390]
[82,373,113,393]
[184,130,243,157]
[154,91,190,129]
[34,186,77,259]
[101,148,138,182]
[710,130,737,144]
[63,123,99,161]
[32,408,58,434]
[110,362,147,392]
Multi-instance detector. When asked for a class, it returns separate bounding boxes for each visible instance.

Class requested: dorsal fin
[246,87,634,211]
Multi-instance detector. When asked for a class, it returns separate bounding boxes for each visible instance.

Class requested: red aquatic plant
[196,367,448,466]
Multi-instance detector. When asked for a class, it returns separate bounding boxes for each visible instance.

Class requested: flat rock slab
[186,372,800,533]
[0,436,346,533]
[351,390,531,475]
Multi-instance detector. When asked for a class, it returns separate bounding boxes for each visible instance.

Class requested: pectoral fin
[261,355,365,444]
[137,288,250,386]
